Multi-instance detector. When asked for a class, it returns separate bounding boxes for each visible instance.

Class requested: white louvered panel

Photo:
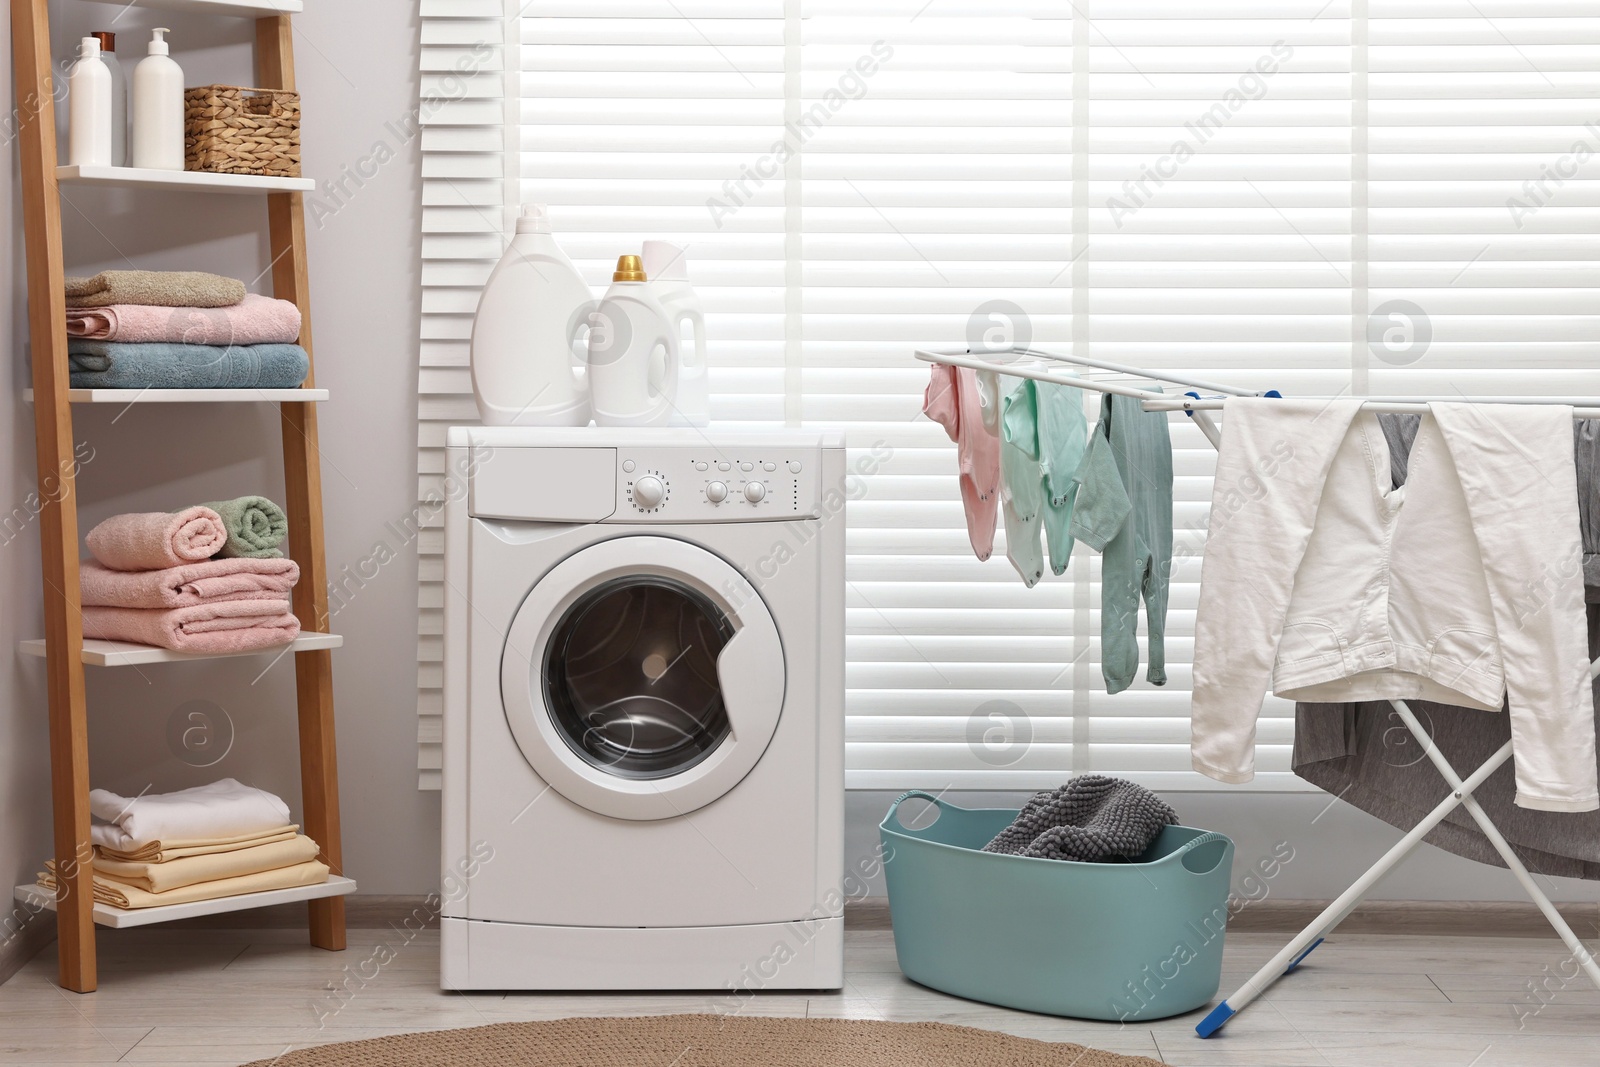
[416,0,508,788]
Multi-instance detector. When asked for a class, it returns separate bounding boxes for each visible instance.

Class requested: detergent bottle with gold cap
[589,254,680,427]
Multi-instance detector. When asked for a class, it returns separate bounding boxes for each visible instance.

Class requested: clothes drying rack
[914,344,1600,1038]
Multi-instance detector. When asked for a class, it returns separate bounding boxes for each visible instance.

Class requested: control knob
[706,481,729,504]
[633,475,666,510]
[744,481,767,504]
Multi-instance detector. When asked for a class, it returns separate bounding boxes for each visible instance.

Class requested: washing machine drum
[501,536,786,821]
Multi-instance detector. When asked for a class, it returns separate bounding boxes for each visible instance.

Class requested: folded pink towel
[66,295,302,346]
[79,558,299,610]
[82,602,300,653]
[85,508,228,572]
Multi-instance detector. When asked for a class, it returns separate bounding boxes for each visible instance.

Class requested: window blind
[415,0,1600,791]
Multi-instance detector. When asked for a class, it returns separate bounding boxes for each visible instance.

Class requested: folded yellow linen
[40,858,329,910]
[95,824,299,864]
[91,834,321,894]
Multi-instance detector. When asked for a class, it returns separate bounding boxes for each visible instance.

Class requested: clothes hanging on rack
[1071,391,1173,694]
[1191,398,1598,812]
[923,363,999,562]
[1290,415,1600,879]
[977,371,1090,585]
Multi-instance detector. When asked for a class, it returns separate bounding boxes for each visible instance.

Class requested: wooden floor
[0,926,1595,1065]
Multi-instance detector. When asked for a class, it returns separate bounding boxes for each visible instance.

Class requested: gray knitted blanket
[981,776,1178,862]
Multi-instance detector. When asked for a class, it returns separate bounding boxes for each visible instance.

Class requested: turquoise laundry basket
[879,791,1235,1022]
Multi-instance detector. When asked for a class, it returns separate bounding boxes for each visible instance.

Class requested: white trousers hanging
[1191,399,1598,812]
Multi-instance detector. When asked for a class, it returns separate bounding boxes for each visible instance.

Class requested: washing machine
[440,427,846,991]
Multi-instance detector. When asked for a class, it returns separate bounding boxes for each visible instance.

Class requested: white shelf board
[57,165,314,195]
[75,0,302,18]
[26,388,328,404]
[19,633,343,667]
[15,875,355,929]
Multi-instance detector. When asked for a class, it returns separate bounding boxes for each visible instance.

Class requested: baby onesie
[1036,379,1090,575]
[996,375,1047,587]
[924,363,999,561]
[1071,389,1173,694]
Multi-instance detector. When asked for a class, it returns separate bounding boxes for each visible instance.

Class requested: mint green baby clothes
[980,372,1047,587]
[1071,389,1173,694]
[999,375,1090,578]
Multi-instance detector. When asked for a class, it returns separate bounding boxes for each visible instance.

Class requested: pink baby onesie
[925,363,1000,560]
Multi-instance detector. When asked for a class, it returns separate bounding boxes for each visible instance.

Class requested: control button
[763,461,776,472]
[788,460,803,474]
[695,461,708,472]
[744,481,767,504]
[633,476,666,510]
[622,460,636,474]
[717,461,732,472]
[740,461,754,472]
[706,481,729,504]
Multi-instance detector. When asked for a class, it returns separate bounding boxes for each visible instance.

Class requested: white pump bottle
[642,240,709,428]
[132,28,184,171]
[590,255,681,427]
[67,37,113,168]
[470,204,596,426]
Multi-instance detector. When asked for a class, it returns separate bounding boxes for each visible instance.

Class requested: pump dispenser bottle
[132,28,184,171]
[67,37,113,167]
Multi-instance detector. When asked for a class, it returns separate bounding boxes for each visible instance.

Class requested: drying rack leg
[1197,738,1515,1038]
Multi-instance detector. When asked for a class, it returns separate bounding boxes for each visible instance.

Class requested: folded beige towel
[97,825,299,864]
[41,857,329,910]
[65,270,246,310]
[92,834,321,894]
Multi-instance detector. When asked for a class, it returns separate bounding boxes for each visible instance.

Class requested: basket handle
[1175,831,1231,875]
[885,790,950,829]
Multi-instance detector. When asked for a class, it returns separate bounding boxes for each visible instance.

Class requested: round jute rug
[242,1014,1163,1066]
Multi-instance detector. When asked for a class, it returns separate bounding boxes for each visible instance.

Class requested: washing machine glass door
[501,535,786,821]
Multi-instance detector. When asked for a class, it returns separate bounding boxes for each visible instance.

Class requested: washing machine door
[500,535,786,821]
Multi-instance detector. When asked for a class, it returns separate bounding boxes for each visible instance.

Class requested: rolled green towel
[202,497,289,559]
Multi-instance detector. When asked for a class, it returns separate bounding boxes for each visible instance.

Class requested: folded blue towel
[68,341,311,390]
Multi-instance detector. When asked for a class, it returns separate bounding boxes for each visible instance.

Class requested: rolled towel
[89,778,292,851]
[204,496,289,559]
[79,557,299,609]
[82,600,300,654]
[85,507,228,571]
[64,270,246,309]
[69,340,310,390]
[67,294,302,345]
[92,833,322,894]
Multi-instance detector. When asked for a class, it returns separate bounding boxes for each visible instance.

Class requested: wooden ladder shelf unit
[10,0,347,992]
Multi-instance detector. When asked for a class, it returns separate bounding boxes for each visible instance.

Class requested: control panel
[615,448,820,522]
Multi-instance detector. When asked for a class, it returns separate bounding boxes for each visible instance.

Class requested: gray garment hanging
[1291,416,1600,881]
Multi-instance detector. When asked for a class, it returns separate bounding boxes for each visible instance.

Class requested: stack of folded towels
[65,270,309,390]
[38,779,329,910]
[81,496,300,653]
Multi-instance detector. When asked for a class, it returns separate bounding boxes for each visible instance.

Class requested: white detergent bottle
[470,204,595,426]
[643,240,709,428]
[131,28,184,171]
[91,33,128,167]
[67,37,113,168]
[590,255,680,427]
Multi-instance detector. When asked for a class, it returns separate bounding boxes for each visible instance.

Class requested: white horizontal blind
[416,0,510,789]
[445,0,1600,791]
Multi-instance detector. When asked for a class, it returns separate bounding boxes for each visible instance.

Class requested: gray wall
[2,3,1596,922]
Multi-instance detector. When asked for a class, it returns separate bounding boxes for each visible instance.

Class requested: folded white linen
[89,778,292,852]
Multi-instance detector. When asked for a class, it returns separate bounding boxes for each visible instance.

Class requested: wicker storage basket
[185,85,301,178]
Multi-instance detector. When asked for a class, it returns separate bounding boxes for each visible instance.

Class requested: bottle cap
[514,203,552,235]
[79,36,101,59]
[642,240,688,282]
[149,28,170,56]
[613,255,647,283]
[91,32,115,53]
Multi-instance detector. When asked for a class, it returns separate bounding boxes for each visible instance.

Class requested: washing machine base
[440,915,845,992]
